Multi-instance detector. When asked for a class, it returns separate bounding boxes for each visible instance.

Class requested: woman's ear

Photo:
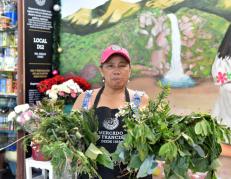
[129,66,132,78]
[98,66,104,79]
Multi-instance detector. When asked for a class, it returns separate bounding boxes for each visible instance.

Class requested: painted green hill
[60,7,229,85]
[62,0,140,35]
[61,0,231,36]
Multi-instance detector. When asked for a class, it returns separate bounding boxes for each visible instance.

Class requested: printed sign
[24,0,53,104]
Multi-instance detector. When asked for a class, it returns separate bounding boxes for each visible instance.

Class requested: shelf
[0,46,17,48]
[0,93,17,97]
[0,69,17,72]
[0,129,16,134]
[0,26,16,30]
[0,27,17,32]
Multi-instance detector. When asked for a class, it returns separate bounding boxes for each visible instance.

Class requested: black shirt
[79,87,152,179]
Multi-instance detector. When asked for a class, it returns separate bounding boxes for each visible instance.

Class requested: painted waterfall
[161,13,195,88]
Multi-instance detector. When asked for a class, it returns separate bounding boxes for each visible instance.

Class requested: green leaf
[168,157,189,178]
[143,124,158,144]
[128,154,142,169]
[85,143,102,160]
[112,142,125,162]
[134,125,144,139]
[137,155,157,178]
[123,134,133,149]
[159,142,177,161]
[97,147,113,169]
[178,149,191,157]
[195,120,211,136]
[195,122,203,135]
[191,158,210,172]
[137,143,149,161]
[192,144,205,157]
[209,158,220,170]
[182,133,194,145]
[119,151,125,161]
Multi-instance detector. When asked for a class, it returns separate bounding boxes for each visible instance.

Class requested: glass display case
[0,0,18,177]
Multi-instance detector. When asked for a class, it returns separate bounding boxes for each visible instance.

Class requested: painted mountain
[60,0,231,85]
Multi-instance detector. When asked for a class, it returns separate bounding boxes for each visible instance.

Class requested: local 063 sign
[24,0,54,104]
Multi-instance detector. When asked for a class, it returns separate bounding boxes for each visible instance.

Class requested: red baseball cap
[100,45,131,64]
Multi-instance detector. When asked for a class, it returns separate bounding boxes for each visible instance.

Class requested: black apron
[79,87,152,179]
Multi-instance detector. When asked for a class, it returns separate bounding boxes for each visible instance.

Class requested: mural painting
[59,0,231,116]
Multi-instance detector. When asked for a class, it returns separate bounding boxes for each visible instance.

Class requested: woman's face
[100,55,131,89]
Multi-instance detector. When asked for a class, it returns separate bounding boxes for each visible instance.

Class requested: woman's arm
[72,92,85,111]
[72,89,98,111]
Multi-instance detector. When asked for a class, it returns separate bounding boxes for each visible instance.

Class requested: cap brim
[101,52,130,64]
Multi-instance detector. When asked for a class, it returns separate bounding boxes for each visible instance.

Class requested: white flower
[46,89,51,95]
[8,111,17,121]
[132,114,138,119]
[141,114,146,119]
[51,84,59,91]
[16,115,26,125]
[45,79,84,101]
[63,79,74,86]
[130,102,136,109]
[63,79,83,93]
[58,84,71,93]
[148,112,153,118]
[118,109,128,117]
[16,116,22,123]
[46,85,59,95]
[23,112,31,121]
[24,114,30,121]
[73,83,83,93]
[115,113,120,118]
[14,104,30,114]
[48,91,58,101]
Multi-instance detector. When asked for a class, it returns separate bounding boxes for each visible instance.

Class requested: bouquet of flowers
[33,109,113,178]
[37,75,91,103]
[112,86,231,179]
[7,98,64,133]
[7,104,39,133]
[7,99,68,161]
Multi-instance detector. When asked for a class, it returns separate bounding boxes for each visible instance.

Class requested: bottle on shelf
[6,72,13,93]
[0,73,7,93]
[0,72,16,95]
[0,31,8,46]
[3,0,17,28]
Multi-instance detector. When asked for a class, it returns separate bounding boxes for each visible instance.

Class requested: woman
[212,24,231,129]
[73,44,151,179]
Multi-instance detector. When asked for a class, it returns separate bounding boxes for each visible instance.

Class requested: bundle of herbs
[33,109,113,178]
[113,86,231,179]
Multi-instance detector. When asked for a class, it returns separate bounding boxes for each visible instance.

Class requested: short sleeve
[81,90,93,110]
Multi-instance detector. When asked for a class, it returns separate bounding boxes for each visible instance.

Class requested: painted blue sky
[61,0,142,18]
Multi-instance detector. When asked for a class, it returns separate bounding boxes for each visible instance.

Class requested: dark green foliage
[33,109,113,178]
[113,85,231,178]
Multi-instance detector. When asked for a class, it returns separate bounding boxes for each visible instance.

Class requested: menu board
[24,0,53,104]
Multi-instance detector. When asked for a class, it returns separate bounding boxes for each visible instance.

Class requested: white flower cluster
[7,104,36,125]
[46,79,83,101]
[116,102,151,122]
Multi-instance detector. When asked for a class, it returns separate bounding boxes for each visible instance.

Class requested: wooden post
[16,130,25,179]
[16,0,25,178]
